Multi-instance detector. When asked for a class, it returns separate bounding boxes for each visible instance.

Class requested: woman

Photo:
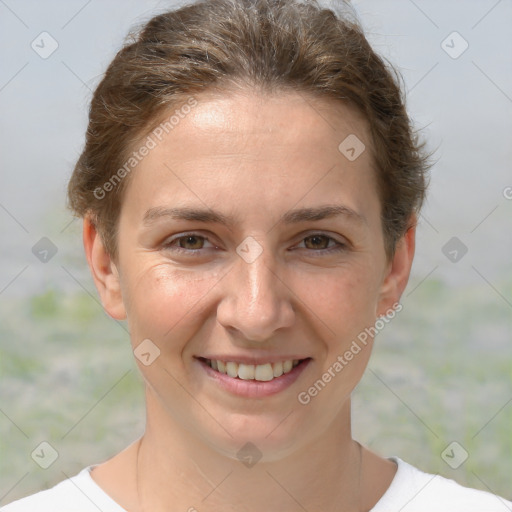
[2,0,510,510]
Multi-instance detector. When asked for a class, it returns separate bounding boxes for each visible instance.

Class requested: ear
[83,216,127,320]
[376,214,417,318]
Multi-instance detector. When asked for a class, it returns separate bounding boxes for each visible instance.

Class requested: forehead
[121,89,378,222]
[169,88,370,155]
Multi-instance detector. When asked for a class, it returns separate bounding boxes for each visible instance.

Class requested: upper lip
[196,355,311,365]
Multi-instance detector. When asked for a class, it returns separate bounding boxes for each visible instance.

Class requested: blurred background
[1,0,511,504]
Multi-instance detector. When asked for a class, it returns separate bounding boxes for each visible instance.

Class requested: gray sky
[0,0,511,296]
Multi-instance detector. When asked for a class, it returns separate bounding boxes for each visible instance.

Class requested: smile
[195,357,312,398]
[203,358,303,381]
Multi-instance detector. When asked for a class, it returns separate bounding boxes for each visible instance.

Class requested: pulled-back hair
[67,0,431,260]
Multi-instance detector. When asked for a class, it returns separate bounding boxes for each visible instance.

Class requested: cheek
[297,264,380,336]
[123,263,220,346]
[122,254,381,351]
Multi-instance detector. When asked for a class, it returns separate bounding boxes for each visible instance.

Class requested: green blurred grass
[1,277,511,504]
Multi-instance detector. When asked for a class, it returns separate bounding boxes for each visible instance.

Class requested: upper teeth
[207,359,300,381]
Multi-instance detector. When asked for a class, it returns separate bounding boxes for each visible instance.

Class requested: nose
[216,244,295,342]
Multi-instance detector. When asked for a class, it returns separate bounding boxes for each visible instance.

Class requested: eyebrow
[142,204,367,228]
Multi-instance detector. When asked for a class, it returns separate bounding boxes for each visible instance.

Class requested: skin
[84,88,416,512]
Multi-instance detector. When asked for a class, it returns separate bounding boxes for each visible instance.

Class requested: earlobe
[376,216,417,318]
[83,216,127,320]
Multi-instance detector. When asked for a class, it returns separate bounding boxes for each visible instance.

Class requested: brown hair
[67,0,431,261]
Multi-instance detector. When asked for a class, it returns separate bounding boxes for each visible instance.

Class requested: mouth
[197,357,309,381]
[194,356,312,398]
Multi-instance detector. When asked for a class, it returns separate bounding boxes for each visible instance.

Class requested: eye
[163,233,216,254]
[162,232,347,257]
[296,233,347,254]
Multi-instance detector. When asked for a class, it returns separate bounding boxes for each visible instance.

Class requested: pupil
[309,235,326,249]
[182,236,202,249]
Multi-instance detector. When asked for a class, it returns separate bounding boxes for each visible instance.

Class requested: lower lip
[195,358,312,398]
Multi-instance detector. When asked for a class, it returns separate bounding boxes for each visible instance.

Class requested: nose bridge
[242,251,278,314]
[217,241,294,341]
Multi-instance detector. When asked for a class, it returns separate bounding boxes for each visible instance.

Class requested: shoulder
[371,457,512,512]
[0,467,127,512]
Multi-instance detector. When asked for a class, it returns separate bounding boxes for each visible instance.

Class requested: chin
[201,412,310,464]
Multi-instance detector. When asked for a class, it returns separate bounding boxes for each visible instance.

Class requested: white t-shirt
[1,457,511,512]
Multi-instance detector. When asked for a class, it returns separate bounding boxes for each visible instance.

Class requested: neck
[136,389,365,512]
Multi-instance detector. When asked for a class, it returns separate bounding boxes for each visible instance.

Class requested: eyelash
[162,232,347,256]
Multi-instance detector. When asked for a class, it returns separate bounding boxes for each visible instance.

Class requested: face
[87,88,414,461]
